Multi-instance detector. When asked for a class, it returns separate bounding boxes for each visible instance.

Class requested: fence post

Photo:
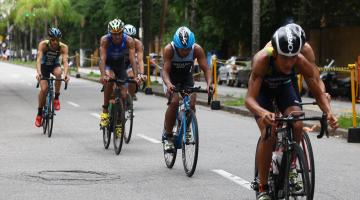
[348,64,360,143]
[75,52,80,78]
[211,57,221,110]
[144,55,153,95]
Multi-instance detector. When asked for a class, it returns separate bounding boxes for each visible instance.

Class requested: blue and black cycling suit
[41,40,63,78]
[169,41,195,88]
[105,33,128,80]
[256,47,301,113]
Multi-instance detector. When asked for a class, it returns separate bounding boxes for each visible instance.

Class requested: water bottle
[271,151,283,175]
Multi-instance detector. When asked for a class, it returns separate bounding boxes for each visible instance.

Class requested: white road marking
[212,169,252,190]
[137,134,161,144]
[90,113,100,119]
[67,101,80,107]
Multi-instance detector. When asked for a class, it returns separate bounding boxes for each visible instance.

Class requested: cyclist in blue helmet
[246,25,338,200]
[35,27,69,127]
[161,26,212,151]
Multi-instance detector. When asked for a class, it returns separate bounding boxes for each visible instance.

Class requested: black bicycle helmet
[271,26,302,57]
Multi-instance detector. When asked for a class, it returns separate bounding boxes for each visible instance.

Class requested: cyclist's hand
[139,74,147,82]
[207,84,213,94]
[134,76,141,85]
[36,73,42,81]
[260,112,276,127]
[100,74,109,85]
[167,83,175,93]
[327,113,339,130]
[64,75,70,83]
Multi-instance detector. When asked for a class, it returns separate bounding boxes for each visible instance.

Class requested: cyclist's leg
[38,65,50,109]
[126,65,137,99]
[52,65,62,95]
[255,88,276,192]
[277,84,303,143]
[164,87,179,136]
[103,66,115,113]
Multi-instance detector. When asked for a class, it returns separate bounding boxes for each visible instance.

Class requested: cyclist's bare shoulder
[252,48,270,75]
[163,44,173,58]
[134,38,143,50]
[300,43,315,63]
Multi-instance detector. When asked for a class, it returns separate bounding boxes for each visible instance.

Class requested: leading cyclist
[245,25,339,200]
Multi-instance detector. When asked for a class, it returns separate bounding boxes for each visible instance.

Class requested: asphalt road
[1,62,359,200]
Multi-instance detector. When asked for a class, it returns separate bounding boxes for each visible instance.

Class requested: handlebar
[100,78,137,92]
[167,86,214,105]
[36,77,68,90]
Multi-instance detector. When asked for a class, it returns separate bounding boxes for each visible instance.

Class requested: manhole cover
[21,170,122,185]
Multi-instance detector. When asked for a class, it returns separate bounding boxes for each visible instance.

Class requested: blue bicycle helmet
[173,26,195,49]
[48,27,62,38]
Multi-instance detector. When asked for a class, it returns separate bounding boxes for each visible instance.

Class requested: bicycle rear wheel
[301,131,315,199]
[113,100,125,155]
[47,97,54,138]
[284,144,311,200]
[182,110,199,177]
[124,93,134,144]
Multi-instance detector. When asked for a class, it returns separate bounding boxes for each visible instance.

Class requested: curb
[71,72,349,140]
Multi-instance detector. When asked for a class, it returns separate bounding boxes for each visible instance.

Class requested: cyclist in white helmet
[123,24,146,101]
[98,19,140,128]
[245,25,338,200]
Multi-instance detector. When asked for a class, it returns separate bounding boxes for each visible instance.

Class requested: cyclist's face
[111,32,123,43]
[275,54,298,74]
[176,48,191,58]
[49,37,59,48]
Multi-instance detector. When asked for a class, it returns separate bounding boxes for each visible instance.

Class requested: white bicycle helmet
[124,24,137,36]
[108,18,125,33]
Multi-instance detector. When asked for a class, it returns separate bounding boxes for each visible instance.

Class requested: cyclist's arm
[245,49,270,117]
[99,36,108,76]
[61,44,69,77]
[297,54,331,114]
[135,39,144,74]
[194,44,211,86]
[162,44,173,87]
[126,37,138,76]
[36,41,45,75]
[301,43,326,93]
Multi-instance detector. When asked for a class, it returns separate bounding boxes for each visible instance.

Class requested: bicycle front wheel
[301,131,315,199]
[182,110,199,177]
[124,93,134,144]
[47,97,54,138]
[103,126,111,149]
[113,100,125,155]
[284,144,311,200]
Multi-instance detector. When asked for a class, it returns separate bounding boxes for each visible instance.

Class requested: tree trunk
[159,0,168,53]
[251,0,260,56]
[143,0,152,57]
[190,0,196,31]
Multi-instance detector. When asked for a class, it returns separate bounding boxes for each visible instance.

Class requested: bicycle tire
[47,96,54,138]
[301,131,315,200]
[284,144,311,200]
[103,126,111,149]
[42,113,48,135]
[182,110,199,177]
[163,120,178,169]
[113,99,125,155]
[124,93,134,144]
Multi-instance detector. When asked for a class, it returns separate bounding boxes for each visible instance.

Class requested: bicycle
[162,86,212,177]
[36,77,67,137]
[251,109,328,200]
[100,78,137,155]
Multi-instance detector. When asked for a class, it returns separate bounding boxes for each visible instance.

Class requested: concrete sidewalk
[73,67,351,139]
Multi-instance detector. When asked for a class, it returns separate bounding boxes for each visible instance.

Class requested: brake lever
[317,114,328,138]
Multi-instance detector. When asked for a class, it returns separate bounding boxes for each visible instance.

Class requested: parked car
[217,56,242,86]
[234,57,251,87]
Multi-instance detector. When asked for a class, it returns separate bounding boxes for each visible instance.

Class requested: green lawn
[223,98,245,106]
[9,59,36,68]
[338,113,360,129]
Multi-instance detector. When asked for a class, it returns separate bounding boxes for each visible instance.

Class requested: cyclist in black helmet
[35,27,69,127]
[245,25,339,200]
